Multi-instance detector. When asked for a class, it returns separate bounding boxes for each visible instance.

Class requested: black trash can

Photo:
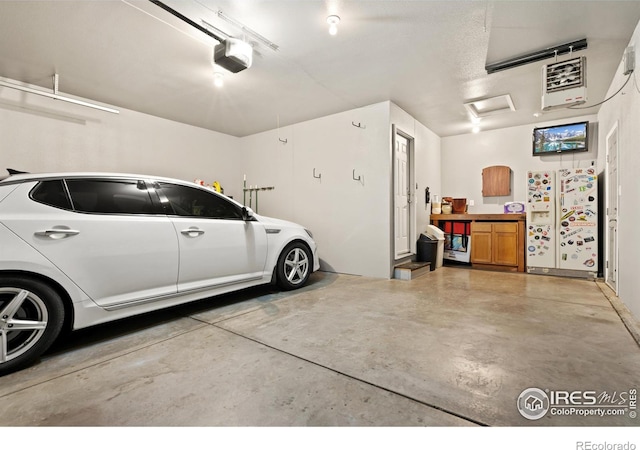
[417,234,437,271]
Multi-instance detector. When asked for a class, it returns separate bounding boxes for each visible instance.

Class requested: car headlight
[305,229,314,239]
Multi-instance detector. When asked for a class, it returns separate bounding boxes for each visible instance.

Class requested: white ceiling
[0,1,639,138]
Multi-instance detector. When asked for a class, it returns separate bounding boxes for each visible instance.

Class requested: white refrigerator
[526,171,556,269]
[526,168,598,276]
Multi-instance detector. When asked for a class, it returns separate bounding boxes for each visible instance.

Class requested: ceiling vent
[542,56,587,110]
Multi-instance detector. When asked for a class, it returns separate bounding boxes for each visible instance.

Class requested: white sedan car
[0,171,319,375]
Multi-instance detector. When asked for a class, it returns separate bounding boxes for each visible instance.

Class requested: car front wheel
[0,276,65,376]
[276,242,312,290]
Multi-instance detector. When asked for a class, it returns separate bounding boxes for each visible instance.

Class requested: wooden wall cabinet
[482,165,511,197]
[471,222,520,270]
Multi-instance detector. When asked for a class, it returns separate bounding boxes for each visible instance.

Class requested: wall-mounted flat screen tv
[532,121,588,155]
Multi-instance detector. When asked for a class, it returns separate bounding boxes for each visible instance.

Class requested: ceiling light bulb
[327,15,340,35]
[472,126,481,134]
[213,72,224,88]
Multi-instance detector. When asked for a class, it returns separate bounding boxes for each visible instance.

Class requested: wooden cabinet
[430,214,525,272]
[482,166,511,197]
[493,223,519,266]
[470,222,493,264]
[471,222,520,270]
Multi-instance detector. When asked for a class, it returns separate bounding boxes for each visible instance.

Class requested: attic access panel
[464,94,516,118]
[482,166,511,197]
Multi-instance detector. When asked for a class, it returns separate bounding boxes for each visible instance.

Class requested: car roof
[0,171,246,208]
[0,171,197,186]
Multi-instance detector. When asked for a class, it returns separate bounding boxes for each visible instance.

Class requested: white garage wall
[441,114,597,214]
[237,102,393,278]
[237,101,441,279]
[597,20,640,319]
[0,80,239,187]
[231,126,295,217]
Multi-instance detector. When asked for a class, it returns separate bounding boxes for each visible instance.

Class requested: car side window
[30,180,73,210]
[158,182,242,219]
[66,179,156,214]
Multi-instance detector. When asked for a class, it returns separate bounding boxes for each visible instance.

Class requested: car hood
[254,214,305,231]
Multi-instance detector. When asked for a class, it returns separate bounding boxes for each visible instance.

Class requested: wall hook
[279,138,288,144]
[352,169,362,182]
[313,168,322,179]
[351,121,366,129]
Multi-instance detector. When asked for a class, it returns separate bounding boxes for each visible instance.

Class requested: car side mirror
[242,206,255,221]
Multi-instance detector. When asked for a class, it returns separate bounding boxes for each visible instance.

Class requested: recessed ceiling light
[213,72,224,88]
[472,126,481,134]
[327,15,340,35]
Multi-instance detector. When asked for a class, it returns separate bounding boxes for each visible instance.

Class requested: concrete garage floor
[1,267,639,427]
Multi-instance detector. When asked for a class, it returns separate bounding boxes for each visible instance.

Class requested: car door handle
[35,228,80,239]
[181,227,205,237]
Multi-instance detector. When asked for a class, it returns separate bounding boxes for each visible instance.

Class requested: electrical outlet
[469,199,475,207]
[623,46,635,75]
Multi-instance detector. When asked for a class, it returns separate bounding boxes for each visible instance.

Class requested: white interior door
[394,132,411,258]
[606,124,619,293]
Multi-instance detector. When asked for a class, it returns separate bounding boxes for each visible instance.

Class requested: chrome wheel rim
[283,248,309,286]
[0,288,48,363]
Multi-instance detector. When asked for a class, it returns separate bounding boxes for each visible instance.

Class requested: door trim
[391,124,416,262]
[605,122,619,294]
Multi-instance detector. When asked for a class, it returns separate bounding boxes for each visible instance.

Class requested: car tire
[276,242,312,290]
[0,276,65,376]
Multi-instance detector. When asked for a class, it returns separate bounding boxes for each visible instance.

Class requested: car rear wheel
[0,277,65,376]
[276,242,311,290]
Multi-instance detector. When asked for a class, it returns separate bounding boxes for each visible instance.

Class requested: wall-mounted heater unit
[542,56,587,110]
